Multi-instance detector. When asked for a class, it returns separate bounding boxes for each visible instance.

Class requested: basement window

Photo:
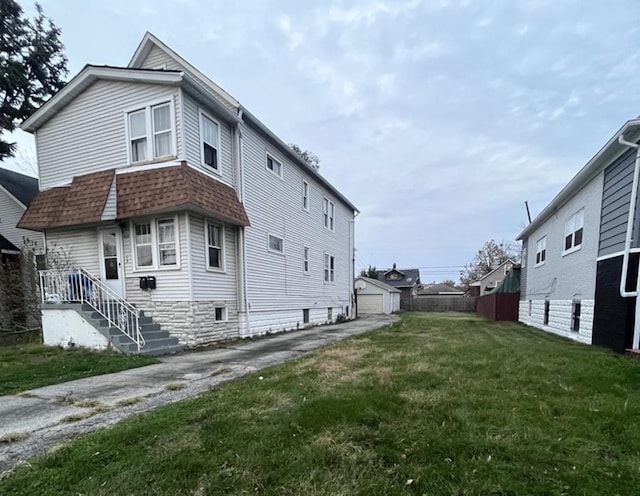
[543,297,550,325]
[214,307,227,322]
[571,299,581,332]
[303,309,310,324]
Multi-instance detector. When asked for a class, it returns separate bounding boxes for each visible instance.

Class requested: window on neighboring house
[303,180,309,211]
[543,297,550,325]
[564,209,584,253]
[535,237,546,266]
[268,234,284,254]
[157,218,177,266]
[200,113,219,171]
[266,155,282,177]
[303,246,310,274]
[571,299,581,332]
[521,247,527,268]
[324,254,335,282]
[323,197,335,231]
[303,309,310,324]
[133,217,179,269]
[214,307,227,322]
[207,222,223,270]
[128,101,174,163]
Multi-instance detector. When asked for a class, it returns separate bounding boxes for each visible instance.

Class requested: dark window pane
[209,247,221,268]
[104,258,118,280]
[565,235,572,250]
[574,228,583,246]
[204,143,217,168]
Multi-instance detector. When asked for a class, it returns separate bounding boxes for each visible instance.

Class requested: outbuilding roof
[355,277,401,293]
[0,168,39,207]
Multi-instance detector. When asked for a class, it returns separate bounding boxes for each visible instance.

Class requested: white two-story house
[518,117,640,354]
[18,33,358,355]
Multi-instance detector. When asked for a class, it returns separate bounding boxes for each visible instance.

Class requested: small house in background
[474,259,516,296]
[374,264,421,307]
[0,168,42,251]
[418,283,464,297]
[355,277,401,314]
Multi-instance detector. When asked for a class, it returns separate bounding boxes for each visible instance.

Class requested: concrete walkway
[0,314,399,474]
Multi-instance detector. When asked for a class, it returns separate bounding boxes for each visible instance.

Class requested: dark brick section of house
[592,254,638,353]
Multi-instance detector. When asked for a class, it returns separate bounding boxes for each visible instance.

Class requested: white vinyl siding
[43,228,100,275]
[38,81,181,190]
[0,191,42,249]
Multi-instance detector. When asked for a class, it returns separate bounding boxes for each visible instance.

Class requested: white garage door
[359,294,384,314]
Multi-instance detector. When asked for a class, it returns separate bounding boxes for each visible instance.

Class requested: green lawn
[0,344,158,395]
[2,313,640,495]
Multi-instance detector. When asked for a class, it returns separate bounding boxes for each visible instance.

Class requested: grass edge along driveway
[2,312,640,495]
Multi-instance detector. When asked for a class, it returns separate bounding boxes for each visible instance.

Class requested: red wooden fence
[476,292,520,321]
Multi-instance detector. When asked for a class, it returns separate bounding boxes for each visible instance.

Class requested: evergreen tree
[0,0,68,160]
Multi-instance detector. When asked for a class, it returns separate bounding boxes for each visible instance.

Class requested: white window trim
[214,306,228,322]
[199,109,221,174]
[303,245,310,275]
[324,253,335,283]
[534,236,546,268]
[124,96,177,166]
[205,220,226,273]
[265,152,283,179]
[562,209,585,256]
[268,233,285,255]
[302,180,310,212]
[323,197,335,232]
[130,215,181,272]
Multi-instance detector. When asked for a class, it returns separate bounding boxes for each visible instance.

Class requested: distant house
[474,259,516,296]
[374,264,421,303]
[0,168,41,253]
[355,277,401,314]
[418,283,464,296]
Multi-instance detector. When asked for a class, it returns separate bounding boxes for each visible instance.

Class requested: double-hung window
[564,209,584,253]
[207,222,224,270]
[535,237,546,266]
[303,246,310,274]
[128,101,174,163]
[133,217,179,269]
[200,113,219,171]
[303,181,310,211]
[323,197,335,231]
[324,254,335,282]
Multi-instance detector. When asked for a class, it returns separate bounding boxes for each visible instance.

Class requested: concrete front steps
[81,304,185,356]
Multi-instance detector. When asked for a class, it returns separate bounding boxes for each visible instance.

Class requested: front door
[99,228,124,298]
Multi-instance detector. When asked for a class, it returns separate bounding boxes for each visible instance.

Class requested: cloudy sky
[6,0,640,282]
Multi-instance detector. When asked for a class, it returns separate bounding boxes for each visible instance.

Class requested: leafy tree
[289,143,320,170]
[359,265,377,278]
[459,239,519,289]
[439,279,458,288]
[0,0,68,160]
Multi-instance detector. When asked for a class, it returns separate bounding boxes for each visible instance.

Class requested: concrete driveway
[0,314,399,474]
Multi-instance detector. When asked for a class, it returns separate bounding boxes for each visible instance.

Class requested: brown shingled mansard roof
[19,163,250,230]
[18,169,114,230]
[116,163,249,226]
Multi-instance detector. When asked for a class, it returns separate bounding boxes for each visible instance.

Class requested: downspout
[617,134,640,349]
[235,108,251,336]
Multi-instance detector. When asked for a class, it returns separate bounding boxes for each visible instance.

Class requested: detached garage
[355,277,401,315]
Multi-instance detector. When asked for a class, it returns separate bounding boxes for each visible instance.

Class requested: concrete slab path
[0,314,399,475]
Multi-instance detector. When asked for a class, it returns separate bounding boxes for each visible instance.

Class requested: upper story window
[206,221,224,270]
[323,197,335,231]
[324,254,335,282]
[200,112,220,172]
[303,180,310,211]
[303,246,310,274]
[127,101,174,164]
[535,236,546,267]
[268,234,284,254]
[133,216,179,269]
[266,154,283,178]
[564,209,584,254]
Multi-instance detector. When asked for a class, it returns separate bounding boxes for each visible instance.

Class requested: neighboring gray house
[18,32,358,355]
[0,168,41,253]
[518,117,640,353]
[355,276,401,314]
[475,259,516,296]
[374,264,421,303]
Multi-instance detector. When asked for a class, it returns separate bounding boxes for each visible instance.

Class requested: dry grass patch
[301,346,368,375]
[115,396,142,407]
[72,399,104,409]
[165,382,187,391]
[0,432,30,444]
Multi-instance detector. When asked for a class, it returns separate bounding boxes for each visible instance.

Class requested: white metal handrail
[39,269,144,350]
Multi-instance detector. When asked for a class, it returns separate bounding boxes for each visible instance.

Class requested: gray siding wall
[241,124,354,314]
[0,191,42,249]
[139,45,237,111]
[182,93,235,187]
[521,171,603,301]
[45,228,100,274]
[599,148,640,257]
[38,81,182,190]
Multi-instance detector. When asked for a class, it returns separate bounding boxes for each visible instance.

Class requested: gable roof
[477,259,516,283]
[518,118,640,240]
[355,276,401,293]
[0,168,38,207]
[116,163,249,226]
[419,283,464,295]
[374,267,421,288]
[18,169,115,230]
[0,233,19,254]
